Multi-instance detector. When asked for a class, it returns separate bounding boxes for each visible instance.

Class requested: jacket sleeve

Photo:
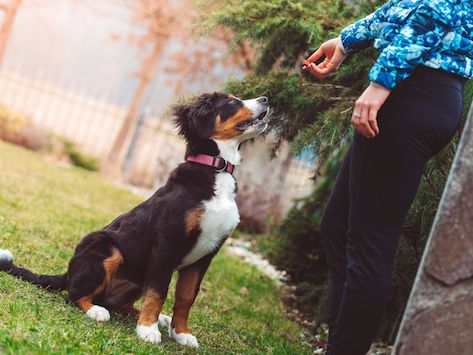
[340,1,395,55]
[368,0,462,90]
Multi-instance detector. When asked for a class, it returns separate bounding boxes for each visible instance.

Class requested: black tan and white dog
[0,93,269,348]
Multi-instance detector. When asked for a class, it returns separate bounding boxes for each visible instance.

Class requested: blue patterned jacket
[340,0,472,89]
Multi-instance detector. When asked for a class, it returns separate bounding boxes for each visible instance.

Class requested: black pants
[321,66,465,355]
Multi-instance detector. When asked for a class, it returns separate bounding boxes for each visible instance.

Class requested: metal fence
[0,68,187,187]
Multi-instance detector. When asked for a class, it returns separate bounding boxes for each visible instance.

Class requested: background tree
[106,0,189,177]
[0,0,22,67]
[106,0,247,178]
[200,0,473,344]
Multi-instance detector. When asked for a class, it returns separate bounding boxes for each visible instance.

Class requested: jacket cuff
[368,63,402,90]
[339,26,357,55]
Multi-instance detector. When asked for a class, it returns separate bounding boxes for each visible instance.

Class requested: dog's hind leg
[68,246,124,322]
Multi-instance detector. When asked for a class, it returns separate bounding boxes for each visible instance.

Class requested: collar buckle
[213,157,228,172]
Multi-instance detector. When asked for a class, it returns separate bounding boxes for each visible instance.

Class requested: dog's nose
[257,96,269,105]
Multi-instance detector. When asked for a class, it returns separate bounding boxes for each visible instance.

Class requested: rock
[226,237,288,284]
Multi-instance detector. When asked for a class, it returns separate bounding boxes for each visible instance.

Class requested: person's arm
[303,1,395,79]
[339,1,395,55]
[369,0,461,90]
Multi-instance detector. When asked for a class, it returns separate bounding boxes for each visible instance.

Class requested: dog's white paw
[158,314,172,329]
[0,249,13,263]
[136,323,161,344]
[86,305,110,322]
[170,327,199,348]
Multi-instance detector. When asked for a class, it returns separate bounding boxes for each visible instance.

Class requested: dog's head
[173,93,269,146]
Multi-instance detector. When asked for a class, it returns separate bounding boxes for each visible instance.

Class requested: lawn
[0,141,311,354]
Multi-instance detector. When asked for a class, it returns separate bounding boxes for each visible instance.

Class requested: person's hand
[302,38,347,79]
[351,83,391,138]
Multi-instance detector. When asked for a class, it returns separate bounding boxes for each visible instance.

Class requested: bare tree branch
[302,83,349,90]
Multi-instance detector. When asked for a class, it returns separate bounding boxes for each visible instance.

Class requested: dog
[0,93,269,348]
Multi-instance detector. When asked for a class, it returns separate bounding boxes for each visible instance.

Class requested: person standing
[303,0,472,354]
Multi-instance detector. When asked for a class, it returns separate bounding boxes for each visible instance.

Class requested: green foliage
[0,141,311,354]
[63,140,100,172]
[200,0,380,162]
[201,0,473,344]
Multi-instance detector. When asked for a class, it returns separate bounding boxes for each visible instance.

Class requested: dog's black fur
[0,92,269,346]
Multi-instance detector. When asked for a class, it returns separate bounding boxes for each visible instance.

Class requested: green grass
[0,141,311,354]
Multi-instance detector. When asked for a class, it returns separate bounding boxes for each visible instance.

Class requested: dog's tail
[0,249,67,291]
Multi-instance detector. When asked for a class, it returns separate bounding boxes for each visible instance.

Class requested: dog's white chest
[178,173,239,269]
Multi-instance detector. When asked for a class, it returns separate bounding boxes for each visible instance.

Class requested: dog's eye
[229,99,239,105]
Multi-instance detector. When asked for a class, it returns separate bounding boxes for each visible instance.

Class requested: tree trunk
[105,36,167,178]
[0,0,22,67]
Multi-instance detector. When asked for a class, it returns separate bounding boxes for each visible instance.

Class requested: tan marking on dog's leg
[172,267,200,334]
[138,289,166,326]
[77,296,94,313]
[185,205,205,235]
[168,266,201,347]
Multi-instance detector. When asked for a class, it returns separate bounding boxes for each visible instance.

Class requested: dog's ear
[173,93,217,141]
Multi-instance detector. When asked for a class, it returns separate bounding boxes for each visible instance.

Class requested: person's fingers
[304,41,343,79]
[351,100,362,124]
[352,83,390,138]
[356,101,375,138]
[317,57,330,70]
[306,46,326,64]
[353,117,365,136]
[368,106,380,136]
[352,118,361,135]
[306,63,330,79]
[310,63,331,76]
[318,51,345,75]
[324,61,338,73]
[351,102,364,135]
[361,107,375,138]
[303,64,318,76]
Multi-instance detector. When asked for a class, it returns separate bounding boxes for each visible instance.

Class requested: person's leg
[320,145,353,346]
[328,67,465,355]
[329,132,427,355]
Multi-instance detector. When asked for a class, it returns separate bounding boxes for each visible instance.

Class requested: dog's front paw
[170,327,199,348]
[86,305,110,322]
[136,323,162,344]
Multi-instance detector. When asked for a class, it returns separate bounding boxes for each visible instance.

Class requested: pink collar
[186,154,235,174]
